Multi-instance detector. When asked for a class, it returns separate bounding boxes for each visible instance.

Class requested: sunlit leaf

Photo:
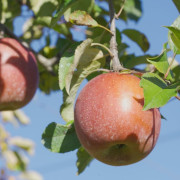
[167,16,180,54]
[59,42,80,90]
[13,110,30,125]
[3,150,27,171]
[19,171,43,180]
[61,57,105,122]
[147,50,173,80]
[76,147,93,175]
[64,0,94,22]
[60,39,105,122]
[9,137,34,155]
[165,26,180,52]
[65,38,93,94]
[35,16,52,27]
[41,122,81,153]
[140,73,179,110]
[69,10,98,27]
[30,0,57,16]
[0,124,8,140]
[1,111,18,126]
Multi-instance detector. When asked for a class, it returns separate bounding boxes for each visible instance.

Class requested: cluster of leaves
[0,110,42,180]
[0,0,180,176]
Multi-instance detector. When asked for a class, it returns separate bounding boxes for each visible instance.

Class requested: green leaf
[41,122,81,153]
[124,0,142,21]
[59,42,80,90]
[59,56,74,90]
[161,114,167,120]
[140,73,179,110]
[37,1,57,17]
[51,0,78,26]
[51,0,94,26]
[30,0,57,16]
[65,39,91,93]
[35,16,52,27]
[167,16,180,54]
[147,50,173,80]
[53,23,71,36]
[60,39,105,122]
[86,16,111,44]
[3,150,27,171]
[113,0,142,22]
[122,29,150,52]
[172,0,180,13]
[76,147,93,175]
[165,26,180,51]
[171,59,180,82]
[64,0,94,22]
[61,55,105,122]
[39,71,59,94]
[69,10,98,27]
[121,54,153,69]
[165,26,180,39]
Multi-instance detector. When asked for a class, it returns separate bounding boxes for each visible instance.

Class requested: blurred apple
[74,73,161,166]
[0,38,39,111]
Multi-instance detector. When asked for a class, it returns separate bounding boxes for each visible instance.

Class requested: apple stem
[108,0,124,72]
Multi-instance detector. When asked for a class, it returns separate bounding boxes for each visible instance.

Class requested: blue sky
[5,0,180,179]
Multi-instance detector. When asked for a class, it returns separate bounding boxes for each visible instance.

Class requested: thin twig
[108,0,124,71]
[115,0,127,19]
[164,52,176,79]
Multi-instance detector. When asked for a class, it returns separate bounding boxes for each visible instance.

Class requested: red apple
[0,38,39,111]
[74,73,161,166]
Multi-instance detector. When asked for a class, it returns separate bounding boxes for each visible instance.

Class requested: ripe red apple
[74,73,161,166]
[0,38,39,111]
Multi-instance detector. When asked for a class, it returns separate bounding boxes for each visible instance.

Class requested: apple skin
[74,73,161,166]
[0,38,39,111]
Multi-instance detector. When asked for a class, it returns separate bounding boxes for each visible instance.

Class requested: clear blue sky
[6,0,180,179]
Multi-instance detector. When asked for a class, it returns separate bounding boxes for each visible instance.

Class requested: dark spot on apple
[117,144,126,149]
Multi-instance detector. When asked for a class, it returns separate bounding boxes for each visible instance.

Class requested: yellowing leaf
[69,10,98,27]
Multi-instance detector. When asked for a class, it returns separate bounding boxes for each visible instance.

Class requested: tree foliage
[0,0,180,177]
